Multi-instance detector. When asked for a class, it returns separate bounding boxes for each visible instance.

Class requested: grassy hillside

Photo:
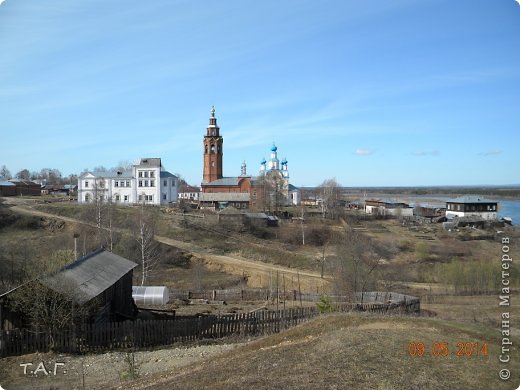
[128,313,519,390]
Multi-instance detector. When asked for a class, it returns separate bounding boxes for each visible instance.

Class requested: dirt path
[3,198,330,293]
[0,342,241,390]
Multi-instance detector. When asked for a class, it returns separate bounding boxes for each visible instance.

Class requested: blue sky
[1,0,519,187]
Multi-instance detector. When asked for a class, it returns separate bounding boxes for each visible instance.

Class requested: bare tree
[39,168,62,184]
[256,172,286,214]
[15,169,30,180]
[331,225,380,298]
[115,160,133,172]
[4,250,95,342]
[134,200,160,285]
[0,164,12,179]
[319,178,341,219]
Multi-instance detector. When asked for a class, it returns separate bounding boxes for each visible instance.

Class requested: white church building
[78,158,178,206]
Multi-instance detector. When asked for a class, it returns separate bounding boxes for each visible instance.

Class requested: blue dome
[281,158,287,165]
[261,158,266,164]
[271,144,277,152]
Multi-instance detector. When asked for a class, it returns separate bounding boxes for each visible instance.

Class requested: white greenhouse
[132,286,170,305]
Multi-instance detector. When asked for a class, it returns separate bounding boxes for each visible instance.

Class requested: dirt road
[3,198,331,293]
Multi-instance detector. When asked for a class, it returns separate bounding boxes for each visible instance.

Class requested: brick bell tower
[203,106,223,183]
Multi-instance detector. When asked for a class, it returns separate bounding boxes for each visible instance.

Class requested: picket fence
[0,294,419,357]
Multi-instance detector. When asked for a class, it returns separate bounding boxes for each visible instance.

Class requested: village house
[77,158,179,206]
[0,179,16,196]
[365,199,414,217]
[445,195,498,220]
[178,185,201,202]
[0,179,42,196]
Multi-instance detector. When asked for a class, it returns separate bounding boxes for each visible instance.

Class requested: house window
[126,181,130,187]
[115,194,120,201]
[163,194,166,200]
[150,171,155,178]
[138,171,143,178]
[144,180,149,187]
[150,180,155,187]
[144,171,149,178]
[163,180,167,186]
[124,195,129,201]
[85,194,90,202]
[138,180,143,187]
[115,181,119,187]
[138,194,143,201]
[145,195,153,201]
[85,181,89,188]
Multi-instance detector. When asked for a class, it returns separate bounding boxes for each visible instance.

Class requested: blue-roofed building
[445,195,498,220]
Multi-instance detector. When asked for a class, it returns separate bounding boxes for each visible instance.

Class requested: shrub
[316,295,334,313]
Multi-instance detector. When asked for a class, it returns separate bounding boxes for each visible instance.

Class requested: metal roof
[199,192,250,202]
[244,212,268,219]
[0,181,15,186]
[80,170,133,179]
[8,179,40,186]
[446,195,497,204]
[160,171,177,178]
[202,177,247,186]
[136,158,161,167]
[42,250,137,304]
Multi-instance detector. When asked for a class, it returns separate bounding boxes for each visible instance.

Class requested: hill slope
[126,313,519,390]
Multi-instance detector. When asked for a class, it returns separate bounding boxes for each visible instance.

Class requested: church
[199,107,299,211]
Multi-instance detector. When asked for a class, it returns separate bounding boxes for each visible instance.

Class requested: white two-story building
[445,195,498,220]
[78,158,178,206]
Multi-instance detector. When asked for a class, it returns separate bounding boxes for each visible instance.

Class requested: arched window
[210,144,215,153]
[205,145,208,154]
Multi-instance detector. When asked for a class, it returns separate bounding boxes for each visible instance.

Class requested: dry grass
[126,313,519,389]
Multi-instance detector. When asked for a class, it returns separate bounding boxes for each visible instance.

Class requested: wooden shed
[0,249,138,330]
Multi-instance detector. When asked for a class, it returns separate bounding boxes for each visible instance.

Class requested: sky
[1,0,519,187]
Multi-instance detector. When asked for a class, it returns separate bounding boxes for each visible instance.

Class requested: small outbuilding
[132,286,170,305]
[365,199,414,217]
[0,249,138,330]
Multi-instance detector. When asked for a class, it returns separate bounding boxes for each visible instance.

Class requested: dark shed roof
[42,250,137,304]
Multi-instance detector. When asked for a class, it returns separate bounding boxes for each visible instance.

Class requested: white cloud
[354,148,372,156]
[478,149,503,156]
[413,150,439,156]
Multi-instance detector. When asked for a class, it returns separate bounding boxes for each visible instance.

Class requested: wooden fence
[0,307,317,357]
[170,288,420,307]
[0,293,420,358]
